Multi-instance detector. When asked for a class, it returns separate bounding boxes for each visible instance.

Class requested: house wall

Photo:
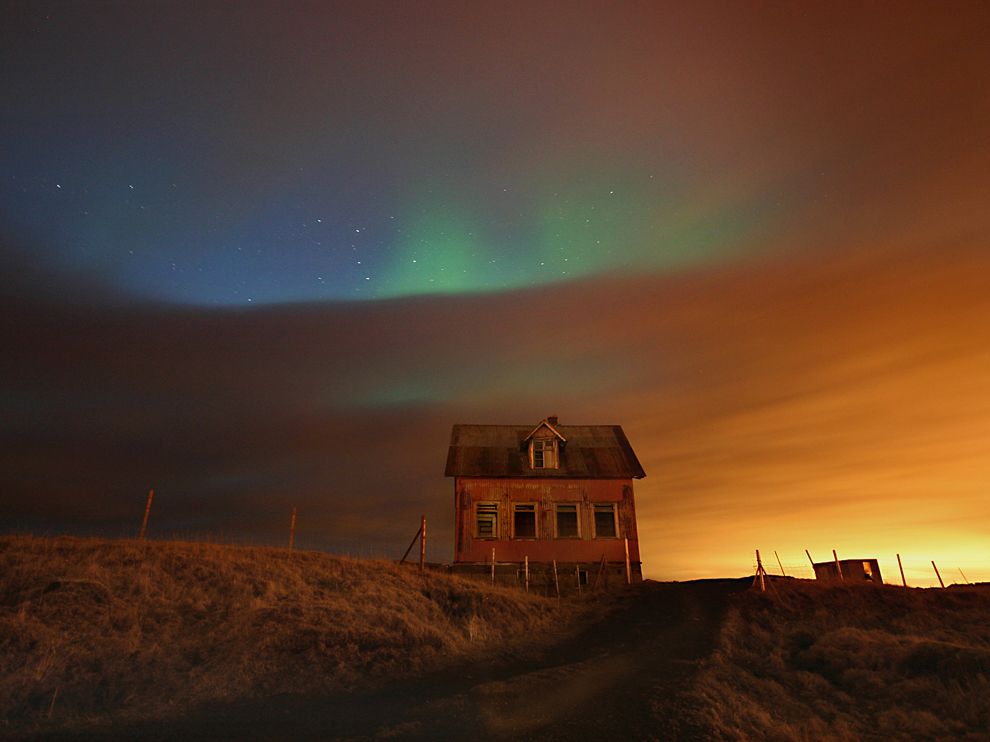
[453,477,640,565]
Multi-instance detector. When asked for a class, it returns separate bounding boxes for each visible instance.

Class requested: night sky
[3,1,989,584]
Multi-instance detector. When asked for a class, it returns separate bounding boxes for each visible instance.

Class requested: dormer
[523,416,566,470]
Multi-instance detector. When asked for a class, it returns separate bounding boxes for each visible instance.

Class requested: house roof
[444,421,646,479]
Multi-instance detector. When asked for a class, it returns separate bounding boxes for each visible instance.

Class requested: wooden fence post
[138,489,154,540]
[524,556,529,593]
[491,547,496,586]
[774,550,786,577]
[593,553,608,590]
[755,549,766,592]
[419,515,426,573]
[47,687,59,719]
[288,506,297,550]
[624,538,632,585]
[897,553,906,587]
[932,560,944,588]
[575,564,582,594]
[399,523,422,564]
[833,549,843,581]
[552,559,560,600]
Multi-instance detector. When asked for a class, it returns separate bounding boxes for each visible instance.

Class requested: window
[476,503,498,539]
[531,438,558,469]
[513,503,537,538]
[555,504,579,538]
[593,504,618,538]
[863,561,874,580]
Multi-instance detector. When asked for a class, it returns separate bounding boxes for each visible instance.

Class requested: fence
[750,548,990,588]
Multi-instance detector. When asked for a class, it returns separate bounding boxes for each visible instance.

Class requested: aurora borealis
[2,2,989,584]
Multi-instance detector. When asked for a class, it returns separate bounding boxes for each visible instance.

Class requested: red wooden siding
[454,477,640,564]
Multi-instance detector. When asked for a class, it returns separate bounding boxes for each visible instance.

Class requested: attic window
[531,438,558,469]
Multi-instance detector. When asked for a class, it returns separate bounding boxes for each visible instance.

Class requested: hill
[0,535,577,737]
[3,536,989,740]
[684,579,990,740]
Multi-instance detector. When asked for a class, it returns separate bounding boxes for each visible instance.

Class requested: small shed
[814,558,882,583]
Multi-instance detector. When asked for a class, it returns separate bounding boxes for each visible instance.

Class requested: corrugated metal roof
[444,422,646,479]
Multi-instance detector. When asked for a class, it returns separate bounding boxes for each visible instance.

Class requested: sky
[2,1,989,585]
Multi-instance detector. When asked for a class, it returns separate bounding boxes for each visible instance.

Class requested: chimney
[547,415,558,425]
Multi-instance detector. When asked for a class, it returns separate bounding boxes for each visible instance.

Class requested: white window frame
[554,503,581,539]
[512,502,538,539]
[530,438,558,469]
[592,503,619,539]
[475,502,499,539]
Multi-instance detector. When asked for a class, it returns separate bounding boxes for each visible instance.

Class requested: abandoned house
[444,416,646,587]
[813,558,883,583]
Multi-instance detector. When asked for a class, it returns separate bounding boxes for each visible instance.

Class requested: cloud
[1,241,988,583]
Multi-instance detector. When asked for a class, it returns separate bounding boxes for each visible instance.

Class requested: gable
[523,420,566,444]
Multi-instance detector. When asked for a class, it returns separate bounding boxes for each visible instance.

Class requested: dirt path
[50,579,747,741]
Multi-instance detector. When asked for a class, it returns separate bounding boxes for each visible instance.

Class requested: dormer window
[531,438,558,469]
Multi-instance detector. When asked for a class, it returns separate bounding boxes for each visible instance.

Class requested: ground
[35,579,745,741]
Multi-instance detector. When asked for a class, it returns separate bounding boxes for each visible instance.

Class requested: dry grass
[0,535,571,734]
[684,579,990,741]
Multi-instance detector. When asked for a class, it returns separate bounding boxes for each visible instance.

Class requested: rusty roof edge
[446,473,639,480]
[612,425,646,478]
[443,446,459,477]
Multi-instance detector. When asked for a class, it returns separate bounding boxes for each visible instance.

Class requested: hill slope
[0,536,572,735]
[685,579,990,740]
[4,537,989,740]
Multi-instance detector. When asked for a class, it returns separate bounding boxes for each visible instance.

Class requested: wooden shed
[813,558,883,584]
[444,416,646,587]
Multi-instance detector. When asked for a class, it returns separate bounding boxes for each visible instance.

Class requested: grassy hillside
[6,537,988,740]
[0,535,572,734]
[683,579,990,740]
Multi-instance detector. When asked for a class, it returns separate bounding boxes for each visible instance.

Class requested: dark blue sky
[6,2,986,305]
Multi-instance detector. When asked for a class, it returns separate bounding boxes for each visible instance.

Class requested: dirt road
[55,579,747,741]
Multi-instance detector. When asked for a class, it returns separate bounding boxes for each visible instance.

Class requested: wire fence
[752,550,990,588]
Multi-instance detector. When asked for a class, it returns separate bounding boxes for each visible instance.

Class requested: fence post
[833,549,843,581]
[897,553,907,587]
[755,549,766,592]
[575,564,582,594]
[774,550,786,577]
[624,538,632,585]
[288,506,297,550]
[524,556,529,593]
[47,687,59,719]
[399,523,422,564]
[932,560,944,588]
[138,489,154,540]
[419,515,426,573]
[491,547,496,586]
[593,553,607,589]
